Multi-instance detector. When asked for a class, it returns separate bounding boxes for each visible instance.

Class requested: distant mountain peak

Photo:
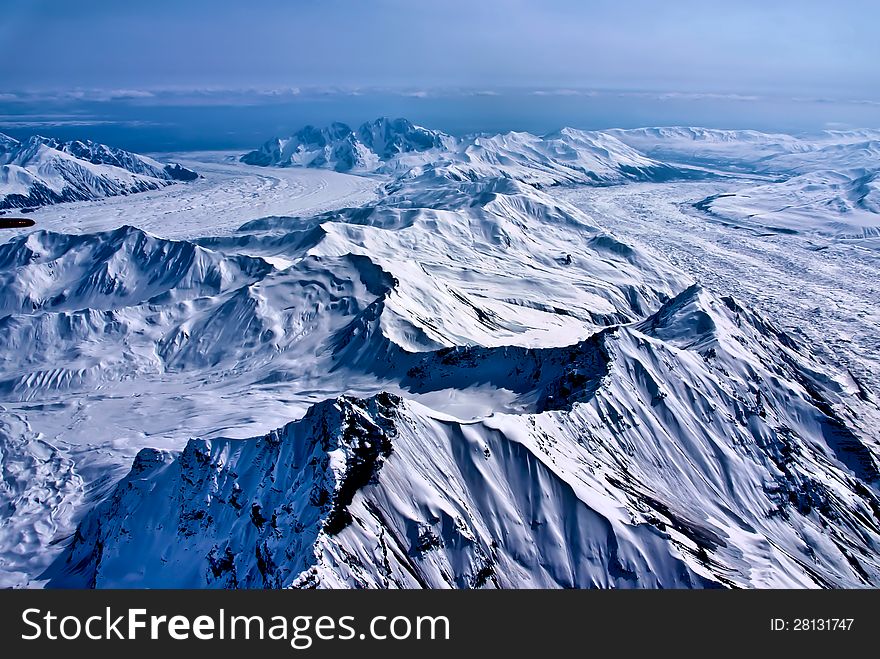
[241,117,454,172]
[0,133,198,210]
[241,119,708,185]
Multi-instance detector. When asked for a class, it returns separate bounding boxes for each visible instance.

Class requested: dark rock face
[163,163,199,181]
[45,394,403,589]
[324,392,398,534]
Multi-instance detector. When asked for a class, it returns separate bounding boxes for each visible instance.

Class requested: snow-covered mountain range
[242,117,698,185]
[244,119,880,236]
[241,117,455,172]
[48,284,880,588]
[2,120,879,589]
[0,134,198,211]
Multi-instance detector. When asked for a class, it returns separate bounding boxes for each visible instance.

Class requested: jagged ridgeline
[240,116,701,183]
[1,119,878,588]
[0,133,197,210]
[46,286,880,588]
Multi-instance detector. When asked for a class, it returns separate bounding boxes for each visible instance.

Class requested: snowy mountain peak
[355,117,454,158]
[0,133,19,154]
[241,117,453,172]
[638,283,718,344]
[46,281,880,587]
[0,132,198,210]
[46,392,403,588]
[4,123,879,590]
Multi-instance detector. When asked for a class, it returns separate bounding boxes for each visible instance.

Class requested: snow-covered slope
[0,134,198,210]
[2,122,879,589]
[702,168,880,238]
[0,225,268,316]
[606,127,815,168]
[0,409,84,588]
[699,139,880,237]
[48,285,880,588]
[0,174,680,406]
[606,127,880,170]
[445,128,693,186]
[603,127,880,236]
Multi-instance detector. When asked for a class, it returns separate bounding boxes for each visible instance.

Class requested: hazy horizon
[2,1,879,150]
[3,1,878,96]
[1,86,879,153]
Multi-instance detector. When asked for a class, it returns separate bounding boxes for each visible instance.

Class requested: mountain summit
[241,117,454,172]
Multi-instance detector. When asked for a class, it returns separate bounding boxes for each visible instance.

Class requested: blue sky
[2,0,878,98]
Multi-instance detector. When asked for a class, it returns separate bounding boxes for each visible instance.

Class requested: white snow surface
[607,127,880,236]
[7,152,381,240]
[1,123,879,589]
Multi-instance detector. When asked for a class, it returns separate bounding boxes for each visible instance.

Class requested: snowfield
[5,152,381,240]
[557,181,880,399]
[1,121,878,588]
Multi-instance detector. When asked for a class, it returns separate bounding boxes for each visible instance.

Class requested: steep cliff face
[48,287,880,588]
[48,393,400,588]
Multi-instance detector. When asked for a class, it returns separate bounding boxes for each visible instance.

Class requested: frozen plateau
[1,118,879,588]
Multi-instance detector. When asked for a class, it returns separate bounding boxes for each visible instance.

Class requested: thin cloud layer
[1,1,877,100]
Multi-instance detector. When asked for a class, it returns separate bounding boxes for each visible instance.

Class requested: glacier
[1,120,878,588]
